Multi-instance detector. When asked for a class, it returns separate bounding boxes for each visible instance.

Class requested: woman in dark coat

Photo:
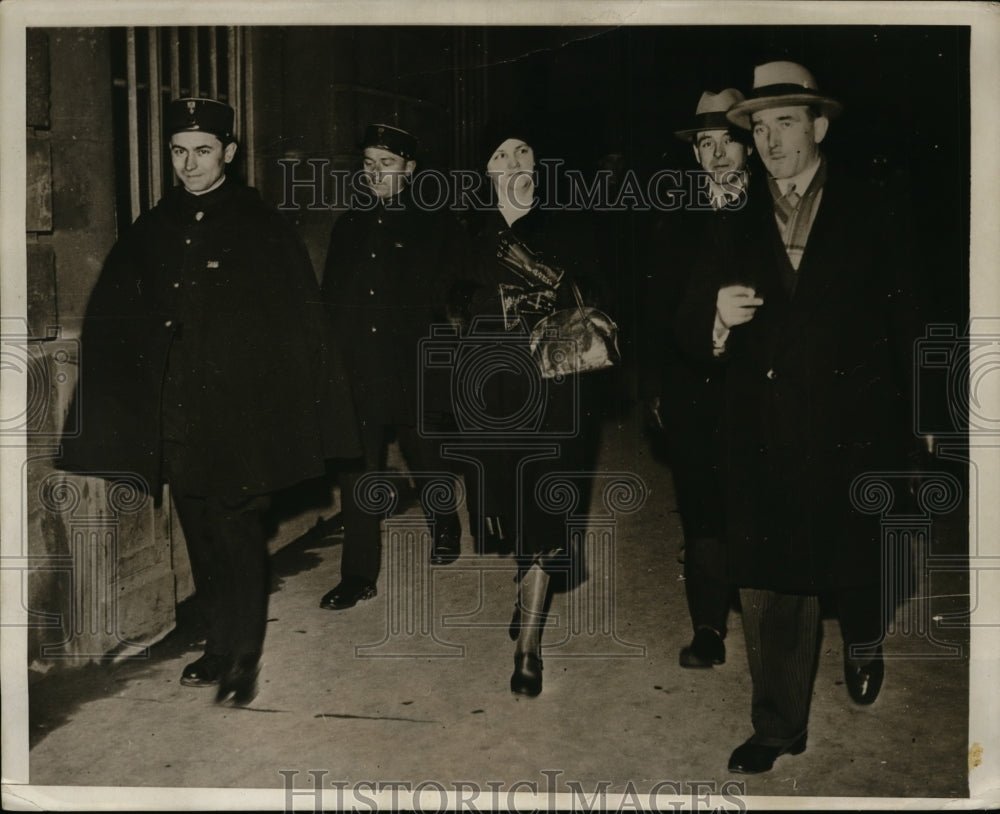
[451,124,607,696]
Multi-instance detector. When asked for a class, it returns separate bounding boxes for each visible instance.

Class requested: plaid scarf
[767,158,827,272]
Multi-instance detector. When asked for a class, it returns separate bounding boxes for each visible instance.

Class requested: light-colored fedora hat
[726,61,843,128]
[674,88,750,141]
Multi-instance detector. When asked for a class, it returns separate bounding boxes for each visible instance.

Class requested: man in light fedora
[675,61,922,773]
[642,88,754,674]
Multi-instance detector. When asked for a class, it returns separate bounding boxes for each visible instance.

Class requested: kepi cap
[165,97,236,142]
[361,123,417,161]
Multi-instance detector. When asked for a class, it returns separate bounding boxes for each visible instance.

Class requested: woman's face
[487,138,535,202]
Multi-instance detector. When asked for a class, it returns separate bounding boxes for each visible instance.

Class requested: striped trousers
[739,586,885,745]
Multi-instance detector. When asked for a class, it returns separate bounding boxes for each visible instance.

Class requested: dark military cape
[60,180,360,500]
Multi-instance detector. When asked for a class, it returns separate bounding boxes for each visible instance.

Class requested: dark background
[242,25,970,330]
[478,25,970,327]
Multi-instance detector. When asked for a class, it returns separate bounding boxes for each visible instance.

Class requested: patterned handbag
[495,230,620,379]
[528,278,620,379]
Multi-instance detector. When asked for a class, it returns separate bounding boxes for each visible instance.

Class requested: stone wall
[24,28,186,670]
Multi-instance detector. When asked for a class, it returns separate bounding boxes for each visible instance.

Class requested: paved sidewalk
[26,408,971,807]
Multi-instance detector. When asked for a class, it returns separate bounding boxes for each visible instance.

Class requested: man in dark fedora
[643,88,753,671]
[676,61,921,772]
[60,98,361,705]
[318,123,464,611]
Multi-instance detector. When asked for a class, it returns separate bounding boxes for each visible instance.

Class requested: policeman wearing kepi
[59,98,361,705]
[319,123,465,611]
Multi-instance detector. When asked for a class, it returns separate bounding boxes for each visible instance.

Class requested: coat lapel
[771,171,844,342]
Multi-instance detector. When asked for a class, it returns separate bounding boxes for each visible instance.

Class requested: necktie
[775,182,800,225]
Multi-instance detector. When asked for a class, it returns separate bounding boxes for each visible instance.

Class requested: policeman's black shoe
[510,651,543,697]
[727,733,807,774]
[430,517,462,565]
[215,653,260,706]
[179,653,232,687]
[319,577,377,610]
[679,627,726,669]
[844,644,884,705]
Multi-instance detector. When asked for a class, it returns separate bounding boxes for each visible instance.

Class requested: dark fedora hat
[674,88,750,142]
[727,61,843,127]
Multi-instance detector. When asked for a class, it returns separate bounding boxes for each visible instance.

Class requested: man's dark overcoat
[60,181,360,501]
[676,165,921,594]
[641,177,752,540]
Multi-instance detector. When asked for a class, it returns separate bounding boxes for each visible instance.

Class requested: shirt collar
[775,156,822,197]
[186,174,227,196]
[708,169,748,210]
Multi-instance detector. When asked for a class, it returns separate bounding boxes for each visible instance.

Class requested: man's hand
[716,285,764,329]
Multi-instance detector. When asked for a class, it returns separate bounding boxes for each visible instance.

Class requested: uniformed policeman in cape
[59,98,361,705]
[318,123,465,611]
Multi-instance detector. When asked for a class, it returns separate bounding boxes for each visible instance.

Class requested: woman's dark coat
[640,186,752,541]
[454,206,607,565]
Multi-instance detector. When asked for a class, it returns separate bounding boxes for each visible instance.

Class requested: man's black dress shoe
[216,653,260,706]
[510,651,543,697]
[679,627,725,668]
[728,733,807,774]
[430,517,462,565]
[179,653,231,687]
[319,578,377,610]
[844,644,884,705]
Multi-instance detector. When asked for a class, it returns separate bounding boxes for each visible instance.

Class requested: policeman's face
[362,147,416,200]
[169,131,236,193]
[693,129,749,183]
[751,105,828,180]
[486,138,535,202]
